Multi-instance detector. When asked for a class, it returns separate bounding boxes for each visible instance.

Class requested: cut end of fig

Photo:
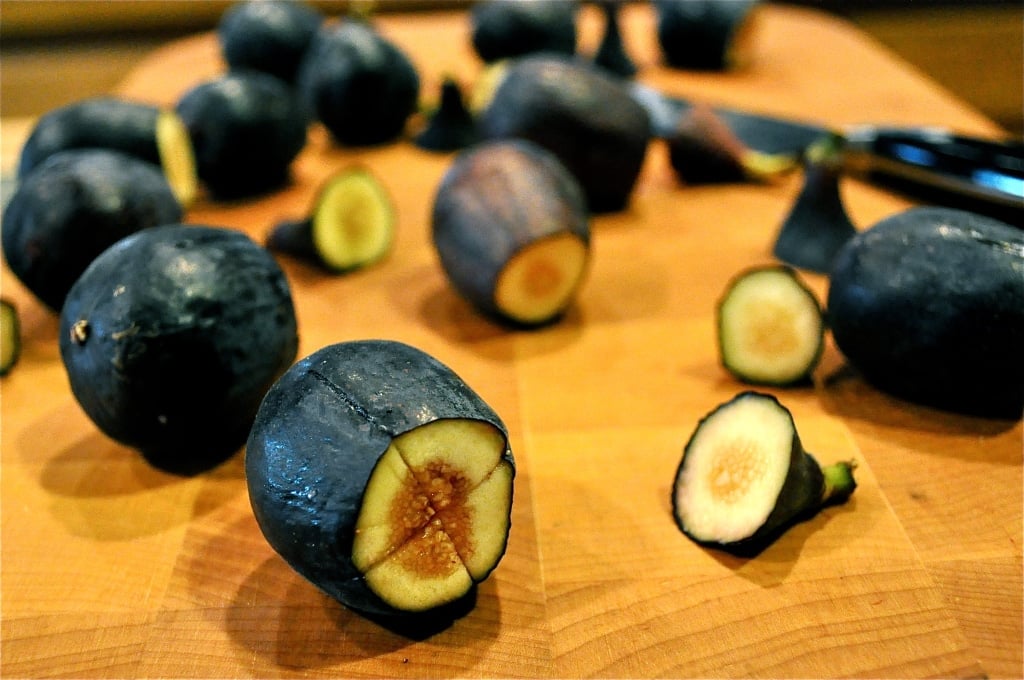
[717,265,824,386]
[312,168,395,272]
[1,299,21,377]
[155,109,200,208]
[495,233,589,325]
[674,394,792,544]
[353,418,513,612]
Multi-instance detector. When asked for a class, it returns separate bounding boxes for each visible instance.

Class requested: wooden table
[2,4,1021,678]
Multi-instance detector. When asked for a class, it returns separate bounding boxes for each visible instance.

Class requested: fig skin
[2,149,182,312]
[246,340,515,626]
[175,71,307,200]
[827,207,1024,419]
[59,224,299,474]
[296,19,420,147]
[218,0,324,83]
[478,54,650,213]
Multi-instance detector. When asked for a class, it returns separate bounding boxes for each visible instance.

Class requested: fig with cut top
[246,339,515,627]
[432,139,591,327]
[827,206,1024,419]
[59,224,298,474]
[2,149,182,312]
[16,96,197,207]
[267,166,395,272]
[672,391,857,557]
[718,265,824,386]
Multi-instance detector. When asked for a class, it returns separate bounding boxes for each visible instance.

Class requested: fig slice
[267,167,395,273]
[673,391,857,557]
[717,265,824,386]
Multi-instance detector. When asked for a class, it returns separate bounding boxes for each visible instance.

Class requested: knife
[629,82,1024,222]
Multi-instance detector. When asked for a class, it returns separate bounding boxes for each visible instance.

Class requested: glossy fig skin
[175,71,307,199]
[470,0,579,63]
[246,340,515,621]
[827,207,1024,419]
[478,55,650,213]
[17,97,173,180]
[59,225,298,474]
[218,0,324,83]
[432,139,590,326]
[296,19,420,147]
[2,149,182,312]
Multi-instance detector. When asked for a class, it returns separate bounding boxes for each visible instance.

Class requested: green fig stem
[821,460,858,506]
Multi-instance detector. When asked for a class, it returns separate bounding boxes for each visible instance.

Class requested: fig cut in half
[267,167,395,273]
[672,391,856,557]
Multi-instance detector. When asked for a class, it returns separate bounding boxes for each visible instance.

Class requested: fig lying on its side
[478,54,650,213]
[432,139,591,327]
[16,96,197,207]
[59,224,299,474]
[246,339,515,628]
[175,71,308,200]
[2,149,182,312]
[827,206,1024,419]
[667,103,797,185]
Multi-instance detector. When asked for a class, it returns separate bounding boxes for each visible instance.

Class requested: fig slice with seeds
[672,391,856,557]
[246,340,515,625]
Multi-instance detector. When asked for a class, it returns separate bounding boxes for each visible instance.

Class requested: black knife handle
[844,127,1024,222]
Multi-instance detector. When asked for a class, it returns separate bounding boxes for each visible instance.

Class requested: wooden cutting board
[2,4,1021,678]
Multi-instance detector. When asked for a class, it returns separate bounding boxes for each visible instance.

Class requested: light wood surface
[2,4,1021,678]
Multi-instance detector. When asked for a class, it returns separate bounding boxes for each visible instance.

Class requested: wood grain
[1,3,1020,678]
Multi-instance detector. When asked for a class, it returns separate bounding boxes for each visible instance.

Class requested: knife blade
[630,82,1024,222]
